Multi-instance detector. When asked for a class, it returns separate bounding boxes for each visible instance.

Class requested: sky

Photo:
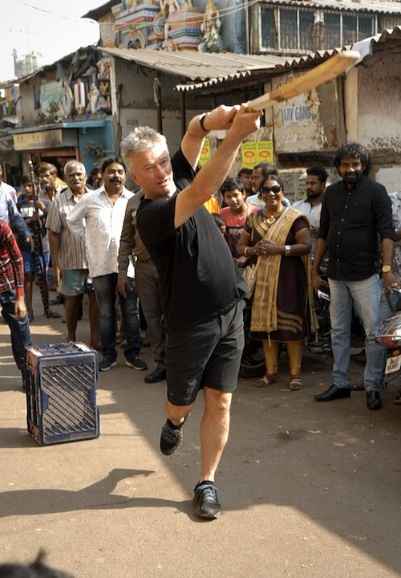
[0,0,105,81]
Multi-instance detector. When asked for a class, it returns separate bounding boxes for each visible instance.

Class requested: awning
[10,120,108,151]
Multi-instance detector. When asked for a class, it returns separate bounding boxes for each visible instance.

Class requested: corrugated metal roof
[100,46,287,82]
[176,26,401,93]
[176,48,345,92]
[353,24,401,57]
[259,0,401,14]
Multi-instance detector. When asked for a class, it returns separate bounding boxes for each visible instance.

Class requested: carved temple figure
[159,0,193,15]
[87,83,100,115]
[199,0,222,52]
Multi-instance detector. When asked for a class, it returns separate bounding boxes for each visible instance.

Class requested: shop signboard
[13,129,64,151]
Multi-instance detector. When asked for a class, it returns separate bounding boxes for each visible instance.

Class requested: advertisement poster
[257,140,274,165]
[199,138,211,166]
[241,141,257,169]
[241,140,274,168]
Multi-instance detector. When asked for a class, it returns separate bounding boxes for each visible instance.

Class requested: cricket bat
[246,50,361,111]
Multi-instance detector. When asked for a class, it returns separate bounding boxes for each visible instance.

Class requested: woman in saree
[239,174,316,390]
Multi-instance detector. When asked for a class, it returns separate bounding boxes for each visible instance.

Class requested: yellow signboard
[241,140,274,168]
[199,138,211,166]
[241,141,257,169]
[257,140,274,165]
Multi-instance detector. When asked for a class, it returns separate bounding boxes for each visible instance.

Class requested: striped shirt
[46,188,88,270]
[0,220,24,298]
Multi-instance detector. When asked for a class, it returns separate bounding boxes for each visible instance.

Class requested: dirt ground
[1,302,401,578]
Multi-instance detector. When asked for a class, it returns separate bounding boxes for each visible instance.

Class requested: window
[378,14,401,32]
[299,10,314,51]
[325,13,341,48]
[259,6,377,52]
[358,15,374,39]
[343,14,358,45]
[280,8,298,50]
[261,6,278,49]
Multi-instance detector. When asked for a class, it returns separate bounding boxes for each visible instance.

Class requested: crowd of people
[1,103,401,519]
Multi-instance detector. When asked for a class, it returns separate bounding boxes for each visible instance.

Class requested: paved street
[1,305,401,578]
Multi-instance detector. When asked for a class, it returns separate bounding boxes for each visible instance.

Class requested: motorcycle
[376,289,401,388]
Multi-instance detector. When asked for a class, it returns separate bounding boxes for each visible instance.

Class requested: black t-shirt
[137,148,245,329]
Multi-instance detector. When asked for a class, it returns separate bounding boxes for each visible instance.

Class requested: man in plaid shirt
[0,219,31,386]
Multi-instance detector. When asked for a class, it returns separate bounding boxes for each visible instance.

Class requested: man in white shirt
[0,165,17,204]
[293,166,328,253]
[67,158,147,372]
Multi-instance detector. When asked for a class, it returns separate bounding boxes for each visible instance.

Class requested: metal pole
[153,77,163,134]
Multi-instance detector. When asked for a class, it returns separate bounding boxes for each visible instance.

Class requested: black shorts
[166,300,245,406]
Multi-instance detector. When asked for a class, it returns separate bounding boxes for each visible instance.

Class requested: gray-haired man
[47,161,98,348]
[121,105,260,519]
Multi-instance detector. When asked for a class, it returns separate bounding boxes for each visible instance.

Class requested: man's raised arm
[175,105,260,228]
[181,105,238,169]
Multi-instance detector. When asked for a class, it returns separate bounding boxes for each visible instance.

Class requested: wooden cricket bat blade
[247,50,361,111]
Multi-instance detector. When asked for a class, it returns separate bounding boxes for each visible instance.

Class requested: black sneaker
[99,358,117,372]
[125,355,148,371]
[193,481,221,520]
[160,419,184,455]
[144,366,167,383]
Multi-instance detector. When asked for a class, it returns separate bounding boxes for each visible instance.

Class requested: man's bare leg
[166,401,192,426]
[159,401,192,456]
[191,387,232,519]
[200,388,232,482]
[64,295,82,342]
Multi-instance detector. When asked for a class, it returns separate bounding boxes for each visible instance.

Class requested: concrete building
[83,0,401,55]
[13,50,40,79]
[11,47,115,176]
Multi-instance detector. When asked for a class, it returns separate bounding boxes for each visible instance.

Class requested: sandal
[289,377,303,391]
[258,374,277,387]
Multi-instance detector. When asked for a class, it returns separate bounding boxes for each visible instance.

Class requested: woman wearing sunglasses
[239,174,317,390]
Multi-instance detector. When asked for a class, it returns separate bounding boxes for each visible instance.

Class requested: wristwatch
[382,265,392,273]
[284,245,291,257]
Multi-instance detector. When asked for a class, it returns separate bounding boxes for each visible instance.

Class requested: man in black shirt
[121,105,260,519]
[312,143,397,410]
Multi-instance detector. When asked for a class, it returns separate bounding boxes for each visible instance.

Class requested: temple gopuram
[101,0,223,52]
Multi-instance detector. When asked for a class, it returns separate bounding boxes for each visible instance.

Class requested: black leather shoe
[144,366,167,384]
[314,385,351,402]
[366,391,383,410]
[193,481,221,520]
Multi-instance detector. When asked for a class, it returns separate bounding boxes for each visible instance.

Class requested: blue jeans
[92,273,141,362]
[0,291,32,378]
[22,250,50,276]
[329,274,386,392]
